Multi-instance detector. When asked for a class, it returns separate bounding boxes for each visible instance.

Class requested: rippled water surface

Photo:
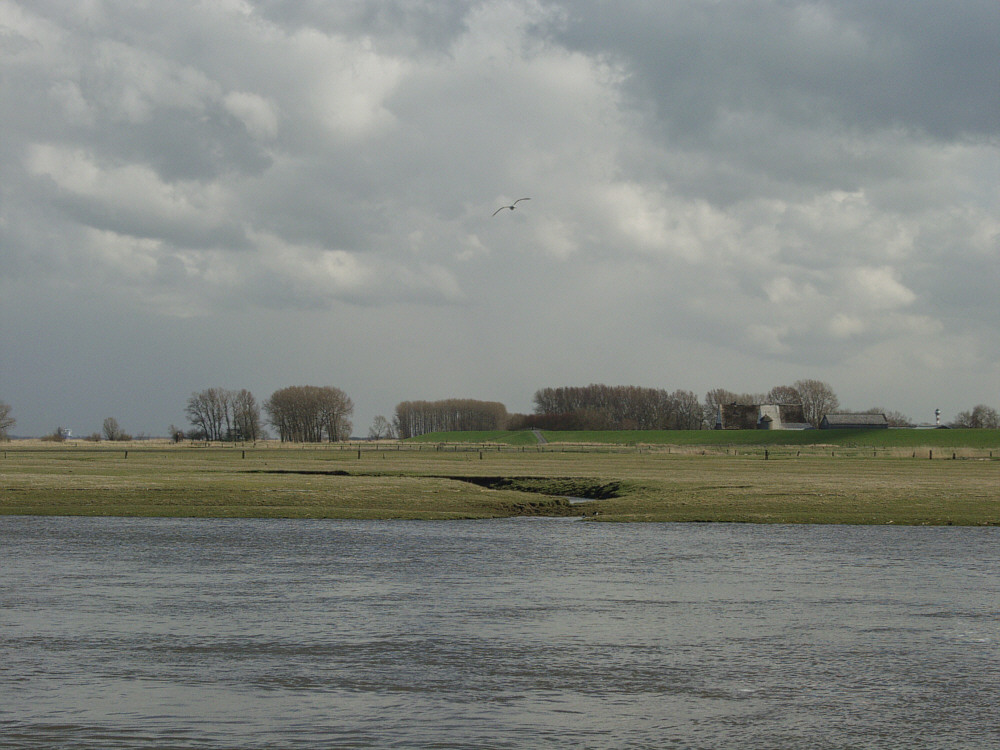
[2,517,998,749]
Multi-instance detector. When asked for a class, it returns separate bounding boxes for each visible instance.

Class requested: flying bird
[492,197,530,216]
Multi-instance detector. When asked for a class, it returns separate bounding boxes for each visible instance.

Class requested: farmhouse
[820,413,889,429]
[715,403,811,430]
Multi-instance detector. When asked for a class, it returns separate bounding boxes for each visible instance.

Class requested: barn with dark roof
[819,413,889,429]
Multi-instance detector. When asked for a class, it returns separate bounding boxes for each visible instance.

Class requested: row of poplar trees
[393,399,508,439]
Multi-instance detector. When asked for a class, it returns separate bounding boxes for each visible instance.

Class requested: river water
[1,516,997,749]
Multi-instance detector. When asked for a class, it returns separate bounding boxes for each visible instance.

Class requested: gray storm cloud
[1,0,997,435]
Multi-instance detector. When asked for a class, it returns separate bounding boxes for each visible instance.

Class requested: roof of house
[822,413,888,426]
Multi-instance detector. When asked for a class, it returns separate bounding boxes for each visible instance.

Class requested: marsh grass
[1,441,996,524]
[405,430,540,446]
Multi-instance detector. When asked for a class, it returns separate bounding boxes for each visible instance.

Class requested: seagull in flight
[492,197,530,217]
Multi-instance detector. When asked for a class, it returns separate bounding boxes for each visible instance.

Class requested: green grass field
[405,428,1000,450]
[538,428,1000,449]
[2,435,997,525]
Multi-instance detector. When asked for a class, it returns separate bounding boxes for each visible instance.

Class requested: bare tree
[671,389,705,430]
[186,389,217,440]
[265,386,354,442]
[368,415,394,440]
[793,379,840,428]
[952,404,1000,428]
[319,388,354,441]
[767,385,801,404]
[973,405,1000,428]
[231,389,261,442]
[185,387,234,441]
[885,410,913,428]
[0,401,15,440]
[395,399,508,438]
[102,417,126,441]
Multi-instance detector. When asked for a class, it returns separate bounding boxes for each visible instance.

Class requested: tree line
[523,385,703,430]
[390,379,915,437]
[394,399,508,439]
[179,385,352,442]
[1,386,998,443]
[524,379,953,431]
[525,381,836,430]
[952,404,1000,429]
[183,387,263,442]
[264,385,353,442]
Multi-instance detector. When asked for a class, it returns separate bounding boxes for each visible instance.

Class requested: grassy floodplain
[1,430,997,524]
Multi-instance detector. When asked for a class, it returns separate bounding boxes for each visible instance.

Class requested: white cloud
[849,266,916,309]
[24,143,236,245]
[764,276,810,305]
[82,228,161,281]
[531,216,580,259]
[223,91,279,140]
[295,30,407,139]
[748,324,792,355]
[828,314,867,339]
[256,233,371,293]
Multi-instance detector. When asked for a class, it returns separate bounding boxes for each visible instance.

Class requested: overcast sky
[2,0,997,436]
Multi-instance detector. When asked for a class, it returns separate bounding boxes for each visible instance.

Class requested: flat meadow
[2,429,997,525]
